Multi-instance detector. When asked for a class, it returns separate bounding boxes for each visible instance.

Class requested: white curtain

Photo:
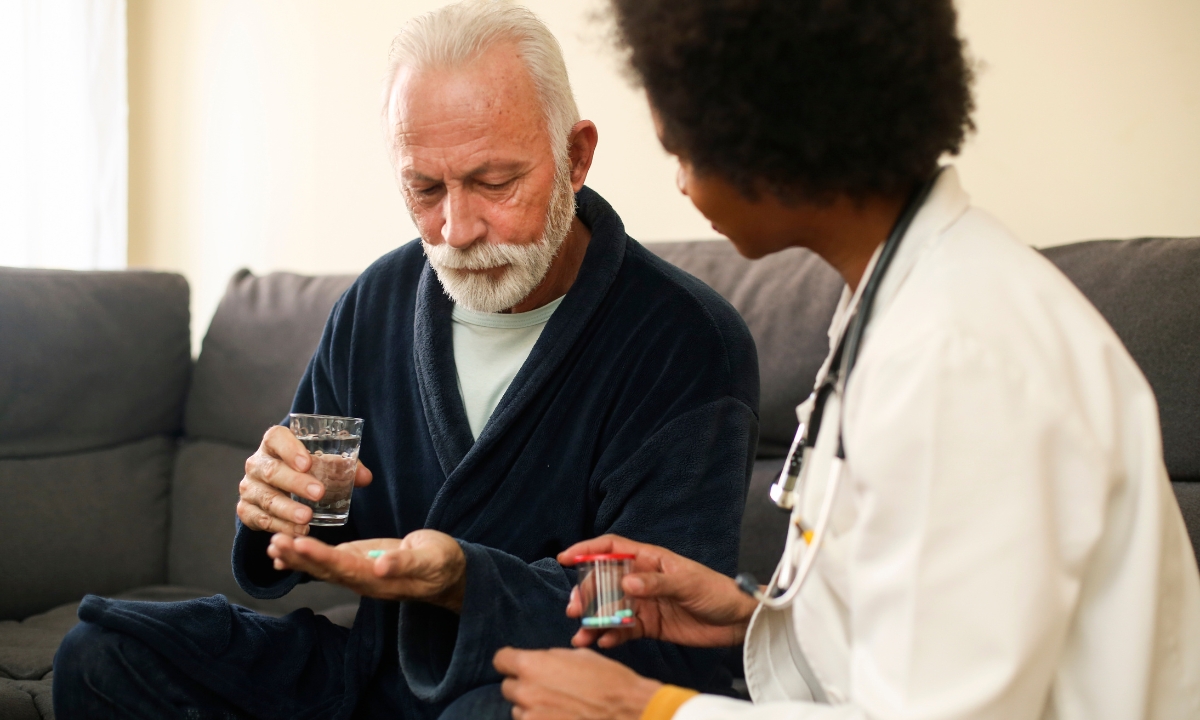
[0,0,127,270]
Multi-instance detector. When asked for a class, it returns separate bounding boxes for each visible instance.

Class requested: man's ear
[567,120,599,191]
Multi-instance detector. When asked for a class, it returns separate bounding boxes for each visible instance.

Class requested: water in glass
[292,433,360,526]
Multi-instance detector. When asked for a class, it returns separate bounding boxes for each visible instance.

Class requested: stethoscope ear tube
[744,170,944,610]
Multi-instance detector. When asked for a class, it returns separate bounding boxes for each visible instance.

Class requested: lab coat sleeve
[678,329,1112,720]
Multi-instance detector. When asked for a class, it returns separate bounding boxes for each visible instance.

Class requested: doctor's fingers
[501,679,579,720]
[622,555,728,600]
[565,586,586,618]
[570,626,639,649]
[621,570,691,600]
[557,534,655,566]
[554,537,676,571]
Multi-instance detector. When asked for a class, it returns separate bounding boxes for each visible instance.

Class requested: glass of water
[288,413,363,527]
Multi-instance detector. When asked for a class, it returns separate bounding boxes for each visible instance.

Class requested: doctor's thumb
[623,572,675,598]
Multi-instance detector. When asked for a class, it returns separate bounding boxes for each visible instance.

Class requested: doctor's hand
[267,529,468,612]
[560,535,758,650]
[237,425,373,536]
[494,646,661,720]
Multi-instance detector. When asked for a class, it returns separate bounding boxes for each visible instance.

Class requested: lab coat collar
[809,166,971,419]
[869,166,971,328]
[825,166,970,343]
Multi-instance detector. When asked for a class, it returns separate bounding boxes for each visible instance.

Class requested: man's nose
[442,189,487,249]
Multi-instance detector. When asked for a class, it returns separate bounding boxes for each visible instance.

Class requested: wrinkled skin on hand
[237,425,373,536]
[268,529,468,612]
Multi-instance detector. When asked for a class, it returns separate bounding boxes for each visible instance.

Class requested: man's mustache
[424,239,542,271]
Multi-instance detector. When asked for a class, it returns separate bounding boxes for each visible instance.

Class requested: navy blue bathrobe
[77,188,759,719]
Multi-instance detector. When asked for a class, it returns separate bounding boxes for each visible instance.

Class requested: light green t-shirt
[450,296,565,440]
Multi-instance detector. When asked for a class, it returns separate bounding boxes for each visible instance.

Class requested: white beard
[421,160,576,314]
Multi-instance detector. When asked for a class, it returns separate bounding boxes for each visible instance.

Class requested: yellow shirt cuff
[640,685,700,720]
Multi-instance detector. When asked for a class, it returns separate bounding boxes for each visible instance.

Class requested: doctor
[493,0,1200,719]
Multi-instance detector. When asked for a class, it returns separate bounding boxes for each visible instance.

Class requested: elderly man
[52,3,758,719]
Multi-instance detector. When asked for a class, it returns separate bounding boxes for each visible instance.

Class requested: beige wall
[955,0,1200,248]
[128,0,1200,350]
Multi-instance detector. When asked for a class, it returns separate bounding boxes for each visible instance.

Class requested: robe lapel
[423,187,629,531]
[413,266,475,478]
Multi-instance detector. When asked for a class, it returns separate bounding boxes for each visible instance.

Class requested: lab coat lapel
[422,186,628,532]
[774,167,974,704]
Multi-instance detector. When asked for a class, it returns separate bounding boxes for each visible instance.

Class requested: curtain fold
[0,0,128,270]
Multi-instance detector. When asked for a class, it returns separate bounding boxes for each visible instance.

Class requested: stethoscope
[736,171,941,610]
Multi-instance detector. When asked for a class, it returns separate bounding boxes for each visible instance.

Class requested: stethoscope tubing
[739,170,943,611]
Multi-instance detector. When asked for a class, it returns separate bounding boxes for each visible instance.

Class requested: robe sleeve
[397,396,757,702]
[232,291,361,599]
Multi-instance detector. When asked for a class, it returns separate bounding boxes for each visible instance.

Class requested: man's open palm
[268,529,468,611]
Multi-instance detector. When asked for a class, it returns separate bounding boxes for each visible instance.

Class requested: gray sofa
[2,237,1197,719]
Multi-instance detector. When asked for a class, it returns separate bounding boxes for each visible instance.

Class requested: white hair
[383,0,580,164]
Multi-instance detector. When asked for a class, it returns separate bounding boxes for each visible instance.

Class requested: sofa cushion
[0,597,87,682]
[1173,482,1200,563]
[0,586,218,720]
[184,270,358,448]
[1042,238,1200,482]
[648,242,843,457]
[738,458,791,582]
[0,268,189,458]
[168,439,358,614]
[0,437,173,620]
[0,679,44,720]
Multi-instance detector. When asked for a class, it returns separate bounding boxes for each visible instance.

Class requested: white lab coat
[678,168,1200,720]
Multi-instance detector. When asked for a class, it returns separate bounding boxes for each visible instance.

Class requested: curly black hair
[608,0,975,201]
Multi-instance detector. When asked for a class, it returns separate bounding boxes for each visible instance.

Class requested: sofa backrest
[1043,237,1200,557]
[0,268,190,620]
[168,269,360,613]
[1041,238,1200,482]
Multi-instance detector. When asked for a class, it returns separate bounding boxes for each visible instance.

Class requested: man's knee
[55,621,117,685]
[53,621,128,716]
[439,683,512,720]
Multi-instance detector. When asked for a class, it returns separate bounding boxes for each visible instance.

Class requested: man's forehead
[388,45,547,155]
[393,117,541,180]
[400,156,527,182]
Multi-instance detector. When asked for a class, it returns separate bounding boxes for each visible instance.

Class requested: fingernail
[367,550,384,559]
[296,454,308,468]
[294,508,307,522]
[626,577,644,593]
[307,483,323,499]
